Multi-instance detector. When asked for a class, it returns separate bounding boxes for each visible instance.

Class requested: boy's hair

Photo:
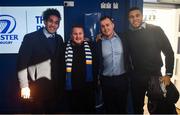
[71,24,84,33]
[42,8,61,21]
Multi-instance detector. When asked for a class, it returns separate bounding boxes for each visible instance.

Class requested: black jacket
[17,28,65,100]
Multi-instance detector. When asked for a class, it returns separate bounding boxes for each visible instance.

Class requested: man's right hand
[21,87,30,99]
[96,33,102,42]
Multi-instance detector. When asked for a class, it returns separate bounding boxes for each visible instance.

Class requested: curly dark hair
[42,8,61,21]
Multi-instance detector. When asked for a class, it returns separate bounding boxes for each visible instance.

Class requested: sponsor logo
[0,15,16,34]
[0,15,18,44]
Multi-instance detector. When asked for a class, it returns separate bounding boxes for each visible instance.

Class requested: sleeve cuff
[166,73,173,77]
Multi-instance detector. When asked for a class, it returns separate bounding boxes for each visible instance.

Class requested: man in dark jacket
[17,8,64,113]
[125,7,175,114]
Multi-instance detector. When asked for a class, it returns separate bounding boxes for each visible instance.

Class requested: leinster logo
[0,15,16,34]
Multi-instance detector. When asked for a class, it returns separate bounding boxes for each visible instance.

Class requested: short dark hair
[100,16,114,23]
[42,8,61,21]
[128,7,142,15]
[71,24,84,33]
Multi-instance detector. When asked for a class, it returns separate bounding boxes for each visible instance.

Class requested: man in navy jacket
[17,8,64,113]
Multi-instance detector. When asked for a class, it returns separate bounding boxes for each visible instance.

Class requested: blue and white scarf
[65,40,93,90]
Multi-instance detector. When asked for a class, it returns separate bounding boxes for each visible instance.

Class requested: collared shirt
[43,28,57,54]
[130,22,146,31]
[101,33,126,76]
[43,28,55,38]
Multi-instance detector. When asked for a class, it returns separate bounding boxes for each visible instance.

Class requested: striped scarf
[65,40,93,90]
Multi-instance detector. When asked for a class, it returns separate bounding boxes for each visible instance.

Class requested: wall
[0,0,143,113]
